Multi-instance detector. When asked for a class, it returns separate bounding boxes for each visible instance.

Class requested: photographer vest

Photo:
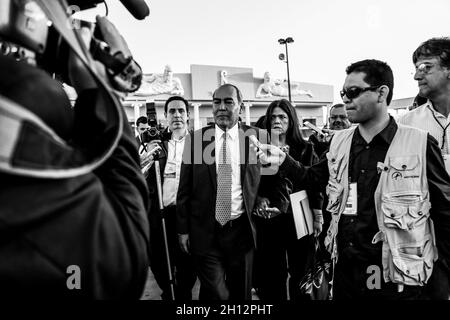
[324,124,438,288]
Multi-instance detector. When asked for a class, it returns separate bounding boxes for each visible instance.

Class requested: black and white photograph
[1,0,450,313]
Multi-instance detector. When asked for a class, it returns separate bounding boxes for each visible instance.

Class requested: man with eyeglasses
[177,83,267,300]
[143,96,197,300]
[398,37,450,299]
[399,38,450,173]
[255,59,450,300]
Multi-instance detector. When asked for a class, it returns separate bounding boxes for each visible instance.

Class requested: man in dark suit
[142,96,197,300]
[177,83,268,300]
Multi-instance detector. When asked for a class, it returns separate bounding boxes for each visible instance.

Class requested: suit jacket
[177,124,268,255]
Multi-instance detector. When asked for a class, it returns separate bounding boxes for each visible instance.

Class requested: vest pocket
[326,153,346,214]
[381,194,434,285]
[381,195,430,230]
[389,237,434,285]
[325,179,344,214]
[387,155,421,192]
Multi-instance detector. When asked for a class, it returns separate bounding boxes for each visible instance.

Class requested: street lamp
[278,37,294,102]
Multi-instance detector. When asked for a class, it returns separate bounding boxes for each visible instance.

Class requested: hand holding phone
[249,135,262,150]
[303,121,325,136]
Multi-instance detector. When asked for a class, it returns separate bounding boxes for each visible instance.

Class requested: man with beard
[309,103,352,157]
[329,103,351,130]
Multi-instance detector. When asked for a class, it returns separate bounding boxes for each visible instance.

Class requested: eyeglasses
[414,63,436,75]
[340,86,379,100]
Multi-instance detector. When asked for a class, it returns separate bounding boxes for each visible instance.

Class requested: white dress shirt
[162,134,186,207]
[398,101,450,154]
[215,124,244,219]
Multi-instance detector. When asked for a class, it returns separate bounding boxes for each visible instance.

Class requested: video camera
[0,0,149,93]
[44,0,150,92]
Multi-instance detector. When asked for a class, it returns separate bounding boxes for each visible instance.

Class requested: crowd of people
[1,0,450,301]
[133,37,450,301]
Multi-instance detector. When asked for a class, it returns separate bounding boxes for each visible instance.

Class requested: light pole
[278,37,294,102]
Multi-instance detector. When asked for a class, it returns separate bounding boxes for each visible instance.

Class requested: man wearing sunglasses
[256,59,450,300]
[398,37,450,299]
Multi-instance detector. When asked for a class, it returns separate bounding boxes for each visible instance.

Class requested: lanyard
[428,105,450,151]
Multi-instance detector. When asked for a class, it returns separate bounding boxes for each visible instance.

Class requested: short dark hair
[329,103,345,114]
[346,59,394,105]
[136,116,147,126]
[413,37,450,69]
[213,83,244,106]
[164,96,189,114]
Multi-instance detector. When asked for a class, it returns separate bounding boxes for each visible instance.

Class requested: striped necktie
[215,132,232,226]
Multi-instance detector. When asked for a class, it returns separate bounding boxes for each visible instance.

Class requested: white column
[322,105,329,126]
[192,103,201,130]
[133,102,140,123]
[244,102,252,125]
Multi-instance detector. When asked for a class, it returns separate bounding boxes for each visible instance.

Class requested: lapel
[239,124,249,185]
[158,129,171,180]
[206,126,217,192]
[160,139,169,177]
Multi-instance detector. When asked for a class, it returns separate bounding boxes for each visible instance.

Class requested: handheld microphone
[119,0,150,20]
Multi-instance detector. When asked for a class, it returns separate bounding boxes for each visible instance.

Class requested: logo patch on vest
[392,171,402,180]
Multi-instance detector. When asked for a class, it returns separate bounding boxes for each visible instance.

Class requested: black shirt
[282,117,450,268]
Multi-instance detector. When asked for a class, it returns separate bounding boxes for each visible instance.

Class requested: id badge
[343,183,357,215]
[443,154,450,175]
[164,161,176,179]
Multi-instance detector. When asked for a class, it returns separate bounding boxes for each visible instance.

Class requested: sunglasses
[340,86,379,100]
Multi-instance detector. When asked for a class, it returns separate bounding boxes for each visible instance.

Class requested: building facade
[124,64,334,133]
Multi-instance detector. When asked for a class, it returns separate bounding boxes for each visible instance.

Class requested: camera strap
[0,94,99,178]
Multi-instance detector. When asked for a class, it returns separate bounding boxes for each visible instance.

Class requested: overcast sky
[81,0,450,103]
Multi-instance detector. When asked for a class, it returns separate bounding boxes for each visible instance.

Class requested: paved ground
[140,267,259,300]
[140,267,200,300]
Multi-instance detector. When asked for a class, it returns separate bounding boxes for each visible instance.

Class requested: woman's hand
[255,143,286,167]
[253,196,270,218]
[264,207,282,219]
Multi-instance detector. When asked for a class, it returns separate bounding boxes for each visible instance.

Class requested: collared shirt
[162,133,186,207]
[399,101,450,154]
[215,124,244,218]
[281,116,450,272]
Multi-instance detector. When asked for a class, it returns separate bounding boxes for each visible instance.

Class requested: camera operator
[143,96,197,301]
[0,0,150,299]
[136,116,149,146]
